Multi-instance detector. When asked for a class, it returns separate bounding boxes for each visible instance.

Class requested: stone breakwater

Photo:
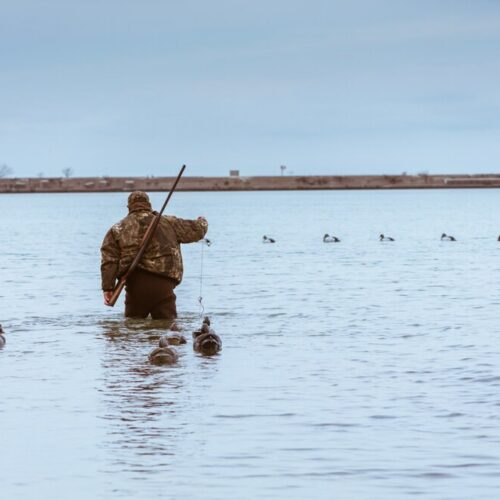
[1,174,500,193]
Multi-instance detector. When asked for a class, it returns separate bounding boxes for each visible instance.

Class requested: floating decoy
[323,233,340,243]
[149,337,179,365]
[203,238,212,246]
[163,332,187,346]
[441,233,456,241]
[193,316,222,356]
[379,234,395,241]
[263,235,276,243]
[169,321,181,332]
[0,324,5,348]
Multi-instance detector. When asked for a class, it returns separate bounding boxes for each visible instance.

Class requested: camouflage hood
[127,191,152,213]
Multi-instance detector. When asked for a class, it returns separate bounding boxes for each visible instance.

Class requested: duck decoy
[263,235,276,243]
[323,233,340,243]
[169,321,181,332]
[441,233,456,241]
[379,234,395,241]
[163,332,187,346]
[193,316,222,356]
[0,324,5,348]
[149,337,179,365]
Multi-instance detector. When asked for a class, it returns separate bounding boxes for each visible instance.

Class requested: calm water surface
[1,189,499,499]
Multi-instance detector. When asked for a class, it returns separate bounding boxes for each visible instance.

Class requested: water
[1,189,499,499]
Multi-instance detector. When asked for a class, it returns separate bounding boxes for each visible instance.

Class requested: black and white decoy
[323,233,340,243]
[379,234,395,242]
[263,235,276,243]
[441,233,456,241]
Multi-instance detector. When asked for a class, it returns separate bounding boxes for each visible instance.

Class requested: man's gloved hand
[103,291,113,305]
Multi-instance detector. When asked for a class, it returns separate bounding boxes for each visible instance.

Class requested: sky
[1,0,499,178]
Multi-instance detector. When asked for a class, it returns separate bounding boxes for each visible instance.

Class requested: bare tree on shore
[62,167,73,178]
[0,164,13,178]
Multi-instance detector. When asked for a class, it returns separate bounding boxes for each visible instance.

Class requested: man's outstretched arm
[167,216,208,243]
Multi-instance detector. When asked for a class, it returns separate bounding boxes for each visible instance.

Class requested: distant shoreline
[1,174,500,193]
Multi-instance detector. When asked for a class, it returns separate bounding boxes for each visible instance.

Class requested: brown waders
[124,269,178,319]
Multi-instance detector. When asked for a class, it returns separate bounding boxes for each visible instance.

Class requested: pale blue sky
[1,0,499,177]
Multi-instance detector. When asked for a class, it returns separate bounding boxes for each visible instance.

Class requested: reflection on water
[1,190,500,499]
[97,317,222,494]
[99,319,190,477]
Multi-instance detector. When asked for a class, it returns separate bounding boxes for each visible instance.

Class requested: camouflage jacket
[100,210,208,291]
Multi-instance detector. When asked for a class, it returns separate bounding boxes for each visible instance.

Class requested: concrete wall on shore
[1,174,500,193]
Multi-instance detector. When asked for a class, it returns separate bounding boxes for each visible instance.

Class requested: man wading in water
[100,191,208,320]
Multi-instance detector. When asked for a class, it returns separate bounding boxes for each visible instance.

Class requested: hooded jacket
[100,209,208,291]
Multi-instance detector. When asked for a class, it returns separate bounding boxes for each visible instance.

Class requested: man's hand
[103,291,113,305]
